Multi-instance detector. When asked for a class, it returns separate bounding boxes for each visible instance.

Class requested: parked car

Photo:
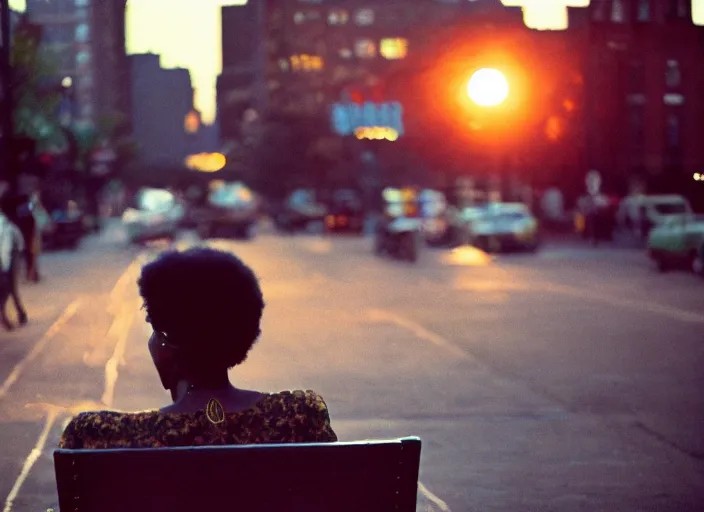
[647,214,704,275]
[470,202,540,252]
[122,188,184,244]
[618,194,693,238]
[325,189,364,235]
[42,200,85,251]
[274,189,327,233]
[194,181,259,240]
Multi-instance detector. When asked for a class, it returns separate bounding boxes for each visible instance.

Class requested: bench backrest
[54,437,421,512]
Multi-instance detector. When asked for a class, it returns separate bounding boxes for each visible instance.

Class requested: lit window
[75,23,89,43]
[380,38,408,60]
[328,9,349,25]
[637,0,649,21]
[76,51,91,67]
[338,48,353,59]
[75,0,89,6]
[354,9,374,26]
[355,40,376,59]
[290,54,324,72]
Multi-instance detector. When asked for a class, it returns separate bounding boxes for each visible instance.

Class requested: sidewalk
[6,219,135,331]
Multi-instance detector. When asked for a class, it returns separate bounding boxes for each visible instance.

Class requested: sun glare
[467,68,509,107]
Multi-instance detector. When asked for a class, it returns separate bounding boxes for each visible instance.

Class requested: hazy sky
[9,0,704,124]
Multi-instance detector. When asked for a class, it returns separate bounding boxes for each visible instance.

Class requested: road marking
[101,255,144,408]
[366,309,471,360]
[541,282,704,324]
[0,300,81,400]
[2,410,58,512]
[101,300,138,408]
[418,481,452,511]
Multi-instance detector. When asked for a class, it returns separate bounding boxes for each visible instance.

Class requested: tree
[10,16,63,151]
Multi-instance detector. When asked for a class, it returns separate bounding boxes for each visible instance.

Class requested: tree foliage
[10,16,63,149]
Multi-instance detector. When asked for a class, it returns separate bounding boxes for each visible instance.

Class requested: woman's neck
[171,372,232,402]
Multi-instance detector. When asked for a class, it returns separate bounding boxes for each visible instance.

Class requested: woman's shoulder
[260,389,331,413]
[59,410,162,449]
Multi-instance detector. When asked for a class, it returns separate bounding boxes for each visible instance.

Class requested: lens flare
[467,68,509,107]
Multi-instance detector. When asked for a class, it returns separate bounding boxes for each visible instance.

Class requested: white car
[122,188,185,244]
[468,202,540,252]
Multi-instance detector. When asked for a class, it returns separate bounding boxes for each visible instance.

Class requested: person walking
[0,204,28,331]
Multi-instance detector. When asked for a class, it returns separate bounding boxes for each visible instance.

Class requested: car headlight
[122,208,141,224]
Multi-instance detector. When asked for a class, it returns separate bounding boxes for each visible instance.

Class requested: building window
[355,39,376,59]
[380,38,408,60]
[611,0,625,23]
[75,0,89,5]
[338,48,353,60]
[76,50,91,68]
[629,105,645,157]
[665,60,681,88]
[592,0,608,21]
[293,11,320,24]
[667,114,680,148]
[667,0,689,19]
[637,0,649,21]
[290,54,323,72]
[75,23,89,43]
[354,9,374,26]
[328,9,348,25]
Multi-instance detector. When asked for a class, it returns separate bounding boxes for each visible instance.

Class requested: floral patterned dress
[59,390,337,449]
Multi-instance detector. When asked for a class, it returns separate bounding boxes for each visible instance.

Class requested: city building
[25,0,130,131]
[218,1,266,146]
[130,53,196,166]
[91,0,130,136]
[567,0,704,206]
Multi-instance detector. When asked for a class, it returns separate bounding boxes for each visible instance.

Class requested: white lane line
[418,481,452,512]
[101,300,138,408]
[101,255,144,408]
[367,309,471,360]
[2,410,59,512]
[541,282,704,324]
[0,300,81,400]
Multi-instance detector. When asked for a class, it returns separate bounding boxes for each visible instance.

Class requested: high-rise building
[26,0,129,131]
[218,2,266,146]
[130,53,195,166]
[91,0,130,135]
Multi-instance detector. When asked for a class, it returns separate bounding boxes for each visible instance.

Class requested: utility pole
[0,0,13,190]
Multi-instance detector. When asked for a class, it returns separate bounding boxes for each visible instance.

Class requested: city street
[0,224,703,511]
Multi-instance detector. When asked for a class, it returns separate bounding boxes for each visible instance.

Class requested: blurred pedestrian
[0,204,28,331]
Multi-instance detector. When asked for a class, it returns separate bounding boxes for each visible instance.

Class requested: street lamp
[467,68,509,107]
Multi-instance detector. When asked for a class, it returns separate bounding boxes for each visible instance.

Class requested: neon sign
[331,101,404,137]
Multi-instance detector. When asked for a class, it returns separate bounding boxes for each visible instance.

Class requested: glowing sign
[185,153,226,173]
[184,111,200,134]
[331,101,404,137]
[355,127,398,141]
[290,54,323,71]
[380,38,408,60]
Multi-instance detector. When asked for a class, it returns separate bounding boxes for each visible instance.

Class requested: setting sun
[467,68,509,107]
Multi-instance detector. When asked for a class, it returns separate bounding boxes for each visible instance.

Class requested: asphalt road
[0,224,703,512]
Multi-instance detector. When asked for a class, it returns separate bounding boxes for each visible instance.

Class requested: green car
[647,214,704,275]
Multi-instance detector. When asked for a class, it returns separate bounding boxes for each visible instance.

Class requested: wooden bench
[54,436,422,512]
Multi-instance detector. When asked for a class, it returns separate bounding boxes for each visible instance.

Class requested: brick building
[567,0,704,207]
